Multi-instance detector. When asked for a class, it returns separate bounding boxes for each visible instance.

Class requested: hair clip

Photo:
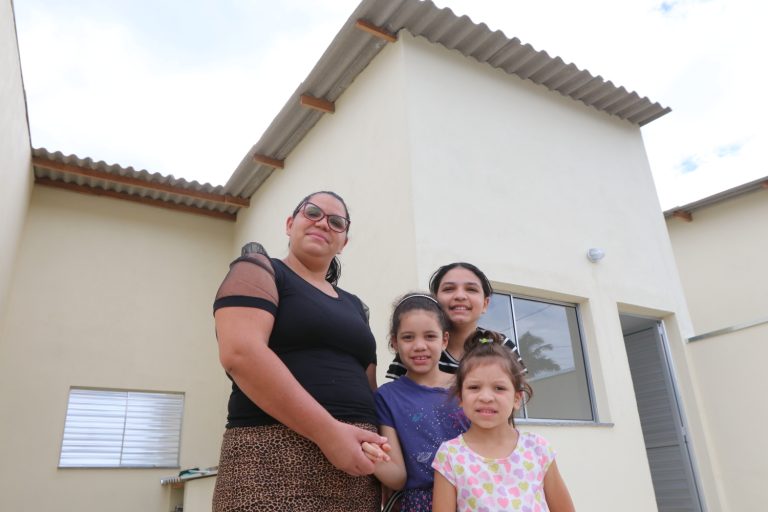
[478,338,493,344]
[397,294,439,307]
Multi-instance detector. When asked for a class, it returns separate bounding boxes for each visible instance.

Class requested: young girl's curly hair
[453,329,532,426]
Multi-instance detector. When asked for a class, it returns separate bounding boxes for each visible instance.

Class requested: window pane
[483,293,524,421]
[483,293,515,340]
[513,298,592,420]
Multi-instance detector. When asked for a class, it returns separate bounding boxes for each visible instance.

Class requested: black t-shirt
[213,244,377,428]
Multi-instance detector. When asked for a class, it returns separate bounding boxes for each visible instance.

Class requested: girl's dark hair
[389,292,450,350]
[429,262,493,298]
[453,330,532,426]
[290,191,350,285]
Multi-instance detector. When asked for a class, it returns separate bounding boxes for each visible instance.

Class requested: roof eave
[664,175,768,220]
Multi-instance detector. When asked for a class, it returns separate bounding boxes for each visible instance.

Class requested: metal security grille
[59,388,184,468]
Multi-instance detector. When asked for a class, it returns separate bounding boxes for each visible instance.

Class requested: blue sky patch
[658,0,713,16]
[679,157,699,173]
[658,1,678,14]
[716,143,742,158]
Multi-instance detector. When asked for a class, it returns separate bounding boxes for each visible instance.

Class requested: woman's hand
[315,421,389,476]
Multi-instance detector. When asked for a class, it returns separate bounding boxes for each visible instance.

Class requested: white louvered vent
[59,388,184,468]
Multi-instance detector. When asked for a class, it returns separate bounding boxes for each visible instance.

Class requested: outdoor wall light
[587,248,605,263]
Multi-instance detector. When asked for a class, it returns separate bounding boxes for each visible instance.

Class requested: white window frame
[59,387,184,468]
[484,292,596,423]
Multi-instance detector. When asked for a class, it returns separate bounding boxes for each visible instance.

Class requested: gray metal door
[624,324,703,512]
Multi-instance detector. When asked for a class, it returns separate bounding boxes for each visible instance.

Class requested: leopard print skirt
[212,422,381,511]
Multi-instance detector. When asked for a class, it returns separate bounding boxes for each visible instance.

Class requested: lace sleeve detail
[213,243,279,314]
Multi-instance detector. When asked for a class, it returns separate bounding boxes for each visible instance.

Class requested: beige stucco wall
[667,189,768,332]
[667,188,768,511]
[0,187,233,511]
[0,0,33,323]
[183,476,217,512]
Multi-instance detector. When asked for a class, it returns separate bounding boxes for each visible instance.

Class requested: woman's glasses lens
[328,216,348,232]
[302,203,348,233]
[303,203,324,221]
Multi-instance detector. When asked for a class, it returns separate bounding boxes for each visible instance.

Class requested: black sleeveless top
[214,243,377,428]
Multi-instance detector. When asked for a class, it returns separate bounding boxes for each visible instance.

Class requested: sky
[12,0,767,209]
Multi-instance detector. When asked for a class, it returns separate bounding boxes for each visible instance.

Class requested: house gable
[223,0,669,199]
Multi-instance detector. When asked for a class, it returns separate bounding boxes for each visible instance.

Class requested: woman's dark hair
[453,330,532,426]
[290,191,349,285]
[388,292,450,350]
[429,262,493,298]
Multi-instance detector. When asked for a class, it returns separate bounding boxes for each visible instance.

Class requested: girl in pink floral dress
[432,333,575,512]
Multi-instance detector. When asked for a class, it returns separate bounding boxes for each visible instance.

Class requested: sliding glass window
[483,293,593,421]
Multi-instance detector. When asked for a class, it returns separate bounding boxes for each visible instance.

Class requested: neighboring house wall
[229,33,722,511]
[0,0,33,322]
[0,187,233,512]
[666,187,768,511]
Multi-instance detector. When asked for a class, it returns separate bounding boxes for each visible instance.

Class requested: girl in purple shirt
[363,293,469,512]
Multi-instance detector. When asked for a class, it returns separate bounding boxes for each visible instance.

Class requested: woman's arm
[543,460,575,512]
[432,471,457,512]
[216,307,386,476]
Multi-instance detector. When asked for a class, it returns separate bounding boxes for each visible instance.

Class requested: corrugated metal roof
[664,175,768,220]
[224,0,671,197]
[32,148,247,220]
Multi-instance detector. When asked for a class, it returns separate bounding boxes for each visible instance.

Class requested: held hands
[362,440,392,463]
[316,421,390,476]
[362,424,405,491]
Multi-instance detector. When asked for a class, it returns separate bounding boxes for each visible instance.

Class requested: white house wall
[667,190,768,511]
[0,187,234,512]
[398,32,718,511]
[0,0,33,323]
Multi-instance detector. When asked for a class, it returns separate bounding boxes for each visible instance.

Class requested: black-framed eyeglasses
[301,202,350,233]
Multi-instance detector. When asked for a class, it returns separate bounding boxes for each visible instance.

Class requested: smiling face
[435,267,490,329]
[459,359,522,430]
[392,310,449,384]
[286,193,349,262]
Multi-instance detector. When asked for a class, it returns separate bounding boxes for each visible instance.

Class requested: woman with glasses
[212,191,387,512]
